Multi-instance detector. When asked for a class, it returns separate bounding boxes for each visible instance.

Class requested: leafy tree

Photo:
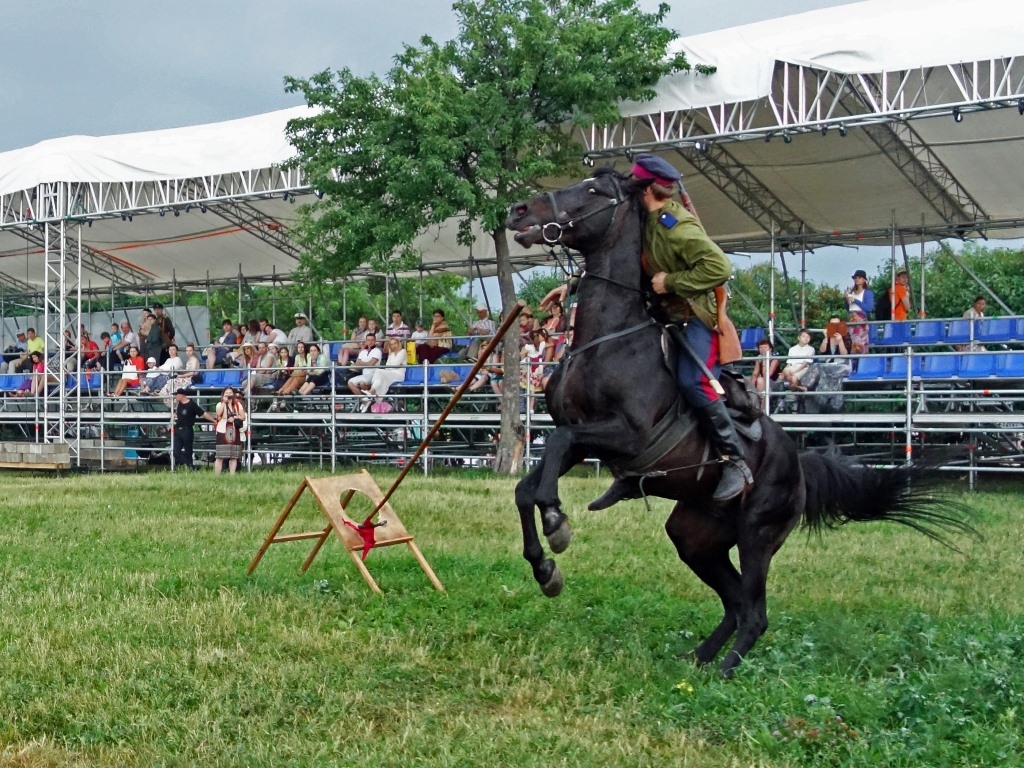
[284,0,691,472]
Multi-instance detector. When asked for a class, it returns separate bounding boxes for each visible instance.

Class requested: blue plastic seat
[876,322,911,346]
[977,318,1014,343]
[848,356,887,380]
[996,353,1024,378]
[0,374,28,392]
[199,370,224,389]
[396,365,426,388]
[739,328,764,351]
[219,369,245,388]
[943,319,974,345]
[910,320,945,345]
[919,354,959,379]
[883,355,920,380]
[957,353,998,378]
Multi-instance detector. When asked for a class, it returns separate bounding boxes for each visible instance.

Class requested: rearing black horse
[506,168,966,676]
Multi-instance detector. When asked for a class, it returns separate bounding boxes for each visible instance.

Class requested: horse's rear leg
[717,499,801,677]
[665,504,743,666]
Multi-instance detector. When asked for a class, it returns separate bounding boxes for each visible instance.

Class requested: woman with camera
[214,386,247,475]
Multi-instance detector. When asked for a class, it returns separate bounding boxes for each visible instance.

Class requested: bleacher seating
[739,328,764,351]
[0,374,29,392]
[977,318,1015,343]
[847,356,888,381]
[875,322,911,347]
[957,353,998,378]
[885,355,920,380]
[919,354,959,379]
[943,319,973,345]
[910,320,944,345]
[996,353,1024,378]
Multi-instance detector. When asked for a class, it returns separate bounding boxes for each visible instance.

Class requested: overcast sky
[0,0,855,152]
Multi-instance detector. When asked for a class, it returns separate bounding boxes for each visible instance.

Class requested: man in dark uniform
[173,386,216,470]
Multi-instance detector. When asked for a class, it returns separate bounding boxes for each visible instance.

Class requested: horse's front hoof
[540,565,564,597]
[545,520,573,554]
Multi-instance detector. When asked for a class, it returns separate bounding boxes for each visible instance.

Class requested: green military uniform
[642,198,732,329]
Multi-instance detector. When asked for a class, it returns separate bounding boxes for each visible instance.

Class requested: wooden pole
[369,300,526,517]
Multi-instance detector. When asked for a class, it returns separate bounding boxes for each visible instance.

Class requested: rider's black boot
[698,399,754,504]
[588,476,642,510]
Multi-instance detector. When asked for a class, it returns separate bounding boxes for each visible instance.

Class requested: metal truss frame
[579,56,1024,153]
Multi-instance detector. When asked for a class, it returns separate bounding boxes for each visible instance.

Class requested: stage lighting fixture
[185,204,192,213]
[159,210,166,217]
[820,125,828,136]
[782,130,792,144]
[838,123,847,137]
[120,213,127,222]
[174,209,181,217]
[1018,99,1024,115]
[624,149,634,162]
[694,139,709,153]
[764,132,773,143]
[200,204,208,213]
[952,106,963,123]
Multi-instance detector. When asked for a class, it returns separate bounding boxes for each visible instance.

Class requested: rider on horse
[545,154,754,505]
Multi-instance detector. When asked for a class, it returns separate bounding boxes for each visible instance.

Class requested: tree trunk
[492,229,525,474]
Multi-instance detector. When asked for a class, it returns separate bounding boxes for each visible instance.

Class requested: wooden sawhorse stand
[247,470,444,595]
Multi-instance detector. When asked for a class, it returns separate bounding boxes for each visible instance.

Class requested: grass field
[1,467,1022,767]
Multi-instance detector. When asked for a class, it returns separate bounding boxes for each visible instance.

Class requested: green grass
[1,469,1022,767]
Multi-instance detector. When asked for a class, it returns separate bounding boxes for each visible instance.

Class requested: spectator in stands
[213,386,246,475]
[287,312,314,352]
[358,336,408,411]
[113,321,138,368]
[298,343,332,395]
[264,322,289,348]
[541,300,568,342]
[346,334,384,396]
[478,346,504,397]
[227,342,257,370]
[108,346,146,397]
[818,317,850,362]
[519,307,539,341]
[461,304,497,362]
[845,270,875,355]
[206,319,238,369]
[750,338,780,397]
[109,322,122,348]
[956,295,987,352]
[410,319,429,343]
[891,270,912,321]
[148,303,175,363]
[172,386,216,471]
[520,328,551,407]
[338,316,370,366]
[780,329,815,391]
[271,344,294,390]
[276,341,309,396]
[137,309,154,357]
[241,321,259,346]
[3,330,27,373]
[84,332,112,372]
[28,351,57,398]
[385,310,410,341]
[416,309,452,363]
[141,348,183,395]
[160,343,202,400]
[241,342,278,392]
[80,330,101,369]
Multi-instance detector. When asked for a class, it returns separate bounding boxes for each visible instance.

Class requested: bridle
[537,174,627,245]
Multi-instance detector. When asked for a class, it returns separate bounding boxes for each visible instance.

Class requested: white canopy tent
[581,0,1024,251]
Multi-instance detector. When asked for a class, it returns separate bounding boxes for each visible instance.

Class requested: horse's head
[506,169,646,252]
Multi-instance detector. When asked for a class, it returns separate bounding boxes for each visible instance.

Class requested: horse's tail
[798,452,974,546]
